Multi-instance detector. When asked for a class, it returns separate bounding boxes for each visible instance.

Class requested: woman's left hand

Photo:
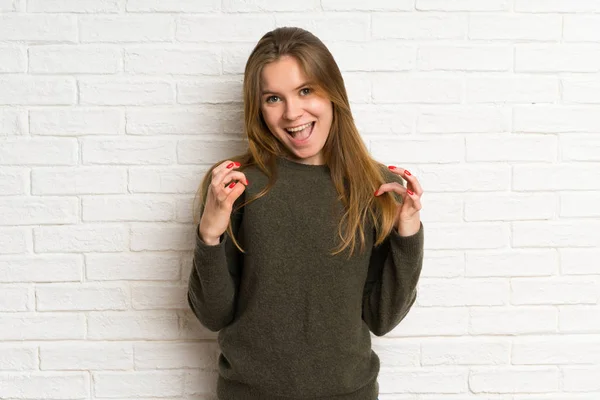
[374,166,423,236]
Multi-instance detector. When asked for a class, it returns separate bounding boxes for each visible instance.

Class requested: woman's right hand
[198,160,248,245]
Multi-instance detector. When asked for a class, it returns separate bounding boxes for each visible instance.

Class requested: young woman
[188,27,424,400]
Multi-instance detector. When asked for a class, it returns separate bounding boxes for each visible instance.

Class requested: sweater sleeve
[362,221,424,337]
[187,197,244,332]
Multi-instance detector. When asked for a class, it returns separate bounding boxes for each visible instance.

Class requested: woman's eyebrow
[261,81,313,96]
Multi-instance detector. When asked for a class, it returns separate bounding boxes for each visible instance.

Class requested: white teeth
[285,122,313,133]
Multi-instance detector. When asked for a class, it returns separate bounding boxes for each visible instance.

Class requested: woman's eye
[266,96,279,104]
[300,88,311,95]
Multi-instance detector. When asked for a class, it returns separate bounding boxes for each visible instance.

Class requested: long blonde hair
[193,27,402,260]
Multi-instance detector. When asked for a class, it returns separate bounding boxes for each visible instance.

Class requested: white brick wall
[0,1,599,399]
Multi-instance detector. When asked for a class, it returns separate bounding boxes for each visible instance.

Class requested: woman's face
[260,55,333,166]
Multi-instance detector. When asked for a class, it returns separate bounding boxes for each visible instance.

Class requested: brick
[130,224,194,251]
[36,283,128,311]
[515,0,600,12]
[559,306,600,333]
[415,193,463,222]
[563,139,600,168]
[222,44,254,74]
[469,15,561,40]
[0,77,75,105]
[426,223,508,250]
[32,167,126,195]
[371,340,420,367]
[0,255,82,282]
[80,16,174,42]
[34,225,128,253]
[378,368,468,393]
[82,196,174,222]
[560,249,600,275]
[418,106,509,133]
[125,48,220,75]
[467,135,556,163]
[0,0,15,11]
[0,46,25,73]
[224,0,320,11]
[132,284,187,309]
[422,339,509,365]
[513,221,600,247]
[126,106,243,135]
[563,77,600,104]
[86,253,180,281]
[466,250,557,277]
[561,192,600,217]
[79,79,174,106]
[126,0,219,12]
[0,313,85,340]
[82,138,176,165]
[177,77,243,104]
[0,373,88,399]
[0,138,77,166]
[372,137,464,164]
[343,73,371,103]
[390,307,468,337]
[422,250,464,278]
[470,367,559,393]
[511,277,597,305]
[30,108,123,135]
[373,75,462,104]
[563,366,600,392]
[418,45,512,71]
[0,197,77,226]
[517,106,600,133]
[0,228,30,254]
[514,164,600,191]
[129,167,204,194]
[417,0,509,11]
[470,307,557,334]
[177,15,275,42]
[0,286,30,311]
[466,76,558,104]
[134,342,217,369]
[40,342,132,370]
[28,0,120,12]
[516,45,600,73]
[373,14,466,39]
[417,279,509,306]
[177,139,247,164]
[513,336,600,365]
[409,165,510,192]
[275,14,369,41]
[465,193,556,221]
[87,311,180,340]
[0,109,27,135]
[0,15,76,41]
[184,370,218,395]
[564,16,600,41]
[328,42,416,71]
[29,45,121,74]
[0,344,37,370]
[0,168,27,195]
[322,0,411,10]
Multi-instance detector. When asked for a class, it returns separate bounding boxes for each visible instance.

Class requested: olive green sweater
[188,156,424,400]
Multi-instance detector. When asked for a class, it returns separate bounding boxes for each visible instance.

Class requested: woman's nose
[283,99,303,121]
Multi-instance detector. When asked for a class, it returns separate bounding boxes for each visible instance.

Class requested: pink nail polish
[405,170,411,176]
[407,189,414,195]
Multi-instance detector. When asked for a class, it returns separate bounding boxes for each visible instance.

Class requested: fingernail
[228,182,236,188]
[374,190,379,196]
[388,165,396,170]
[404,170,411,176]
[245,180,249,185]
[234,162,241,167]
[407,189,414,195]
[226,163,234,169]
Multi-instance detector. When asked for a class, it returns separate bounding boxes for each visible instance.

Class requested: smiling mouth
[285,121,315,141]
